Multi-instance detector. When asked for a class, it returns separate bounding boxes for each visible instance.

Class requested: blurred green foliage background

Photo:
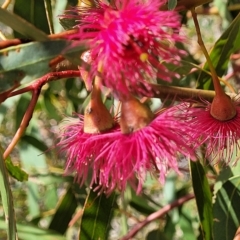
[0,0,240,240]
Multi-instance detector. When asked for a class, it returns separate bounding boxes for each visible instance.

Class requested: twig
[7,70,80,98]
[1,0,11,9]
[229,4,240,11]
[160,0,212,11]
[151,84,216,102]
[191,8,223,95]
[234,226,240,240]
[0,31,7,40]
[120,193,195,240]
[49,55,65,69]
[0,38,23,49]
[0,82,20,103]
[48,29,78,39]
[3,70,80,159]
[3,88,40,160]
[68,208,83,227]
[0,29,78,50]
[7,82,229,104]
[187,4,240,17]
[231,53,240,60]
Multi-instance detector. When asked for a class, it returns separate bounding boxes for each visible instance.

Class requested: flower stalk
[191,8,237,121]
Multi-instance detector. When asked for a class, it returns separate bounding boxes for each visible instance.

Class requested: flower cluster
[182,99,240,164]
[56,0,240,194]
[63,0,185,95]
[57,100,195,195]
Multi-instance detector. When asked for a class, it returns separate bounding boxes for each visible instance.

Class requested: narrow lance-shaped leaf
[21,135,48,153]
[0,40,86,93]
[213,176,240,240]
[5,158,28,182]
[79,189,117,240]
[168,0,177,10]
[190,160,213,240]
[43,0,55,34]
[13,0,51,38]
[0,8,48,41]
[0,219,66,240]
[130,193,156,215]
[49,186,78,234]
[197,13,240,90]
[18,142,48,219]
[0,146,17,240]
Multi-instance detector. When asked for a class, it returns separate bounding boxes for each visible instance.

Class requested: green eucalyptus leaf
[52,0,67,33]
[0,8,48,41]
[65,78,85,111]
[5,158,28,182]
[0,147,17,240]
[79,190,117,240]
[14,0,50,38]
[168,0,177,10]
[0,219,65,240]
[42,178,59,211]
[146,229,168,240]
[15,94,31,131]
[164,215,176,240]
[0,70,25,91]
[179,211,196,240]
[43,0,54,34]
[59,17,77,30]
[19,142,48,219]
[190,161,213,240]
[197,13,240,90]
[21,135,48,152]
[213,148,240,201]
[213,175,240,240]
[0,40,86,93]
[49,186,78,234]
[129,193,156,215]
[213,0,232,29]
[43,88,62,121]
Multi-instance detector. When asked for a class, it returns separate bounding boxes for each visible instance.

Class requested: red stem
[191,8,224,96]
[0,29,78,50]
[120,193,195,240]
[3,88,40,160]
[3,70,80,159]
[7,70,80,98]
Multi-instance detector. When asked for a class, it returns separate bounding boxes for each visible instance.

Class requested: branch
[151,84,215,102]
[1,0,11,9]
[3,70,80,159]
[120,193,195,240]
[3,88,40,160]
[0,82,20,103]
[7,70,80,98]
[0,29,78,50]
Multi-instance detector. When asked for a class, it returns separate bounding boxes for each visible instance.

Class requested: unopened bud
[210,93,236,121]
[120,96,154,134]
[84,85,114,133]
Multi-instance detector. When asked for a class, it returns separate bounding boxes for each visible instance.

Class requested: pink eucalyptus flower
[183,100,240,163]
[112,105,195,193]
[63,0,185,95]
[57,115,121,193]
[57,106,194,195]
